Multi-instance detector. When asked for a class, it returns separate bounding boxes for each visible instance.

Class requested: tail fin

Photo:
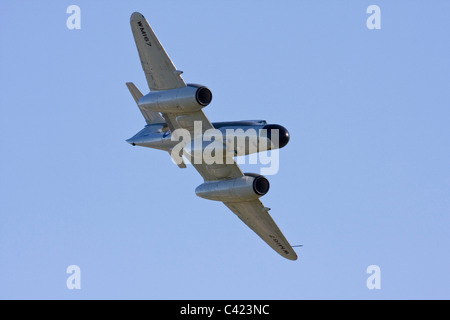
[126,82,165,124]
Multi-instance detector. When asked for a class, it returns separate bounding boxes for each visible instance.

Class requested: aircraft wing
[130,12,186,91]
[165,108,296,260]
[162,106,296,260]
[163,111,245,181]
[224,200,298,260]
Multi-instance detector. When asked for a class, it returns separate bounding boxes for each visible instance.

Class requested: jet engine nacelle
[138,84,212,113]
[195,174,270,202]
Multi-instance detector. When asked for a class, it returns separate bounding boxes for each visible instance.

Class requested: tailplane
[126,82,165,124]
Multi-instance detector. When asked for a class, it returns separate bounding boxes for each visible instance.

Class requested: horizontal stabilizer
[126,82,165,124]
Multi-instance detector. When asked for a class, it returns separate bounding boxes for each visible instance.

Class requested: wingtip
[289,245,300,261]
[284,252,298,261]
[130,12,144,22]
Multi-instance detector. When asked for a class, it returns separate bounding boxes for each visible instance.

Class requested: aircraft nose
[263,124,290,149]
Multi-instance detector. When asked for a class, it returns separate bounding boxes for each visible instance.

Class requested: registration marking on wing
[137,20,152,46]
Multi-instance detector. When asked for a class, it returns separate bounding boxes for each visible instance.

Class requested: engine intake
[138,84,212,113]
[195,174,270,202]
[196,86,213,106]
[253,175,270,195]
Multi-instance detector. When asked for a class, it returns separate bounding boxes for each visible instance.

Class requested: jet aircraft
[126,12,297,260]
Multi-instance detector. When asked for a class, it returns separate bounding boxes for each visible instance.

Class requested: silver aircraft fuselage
[127,120,290,155]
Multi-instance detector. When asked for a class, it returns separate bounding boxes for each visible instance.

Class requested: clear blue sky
[1,1,449,299]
